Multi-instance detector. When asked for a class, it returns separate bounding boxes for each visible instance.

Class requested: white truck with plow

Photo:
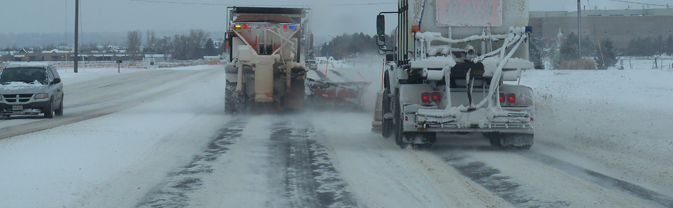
[375,0,535,149]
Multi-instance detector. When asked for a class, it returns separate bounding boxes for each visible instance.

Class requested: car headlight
[34,93,49,99]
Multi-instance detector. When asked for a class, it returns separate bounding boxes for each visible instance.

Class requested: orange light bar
[411,25,420,32]
[235,25,241,28]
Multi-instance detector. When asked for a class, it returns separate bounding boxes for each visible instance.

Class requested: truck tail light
[431,92,440,101]
[507,93,516,103]
[499,93,505,103]
[421,92,430,102]
[243,24,248,29]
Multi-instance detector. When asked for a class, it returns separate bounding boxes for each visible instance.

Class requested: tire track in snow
[441,152,571,208]
[135,118,247,208]
[267,121,358,208]
[519,152,673,208]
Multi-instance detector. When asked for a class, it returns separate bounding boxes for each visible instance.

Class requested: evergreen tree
[654,35,664,55]
[550,30,563,69]
[666,35,673,55]
[204,38,217,56]
[595,38,617,70]
[560,32,579,61]
[530,38,544,69]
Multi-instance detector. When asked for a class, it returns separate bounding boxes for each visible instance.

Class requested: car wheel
[55,99,64,116]
[44,99,54,118]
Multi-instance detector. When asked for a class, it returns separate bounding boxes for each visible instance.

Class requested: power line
[609,0,667,7]
[129,0,395,6]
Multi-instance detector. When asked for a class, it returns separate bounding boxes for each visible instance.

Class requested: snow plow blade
[305,78,371,111]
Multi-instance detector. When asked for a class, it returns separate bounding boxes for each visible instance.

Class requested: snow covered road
[0,64,671,208]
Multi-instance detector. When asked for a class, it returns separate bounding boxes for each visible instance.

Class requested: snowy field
[520,68,673,195]
[0,61,671,207]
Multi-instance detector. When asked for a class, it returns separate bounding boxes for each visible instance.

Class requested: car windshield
[0,67,48,85]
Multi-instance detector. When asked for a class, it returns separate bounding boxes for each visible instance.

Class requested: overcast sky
[1,0,671,39]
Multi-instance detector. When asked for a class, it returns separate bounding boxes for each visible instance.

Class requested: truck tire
[225,80,245,114]
[44,99,54,118]
[381,74,392,138]
[394,90,407,148]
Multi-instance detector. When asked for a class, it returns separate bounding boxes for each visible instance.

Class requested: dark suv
[0,63,64,118]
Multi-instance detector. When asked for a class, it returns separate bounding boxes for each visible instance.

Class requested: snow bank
[518,68,673,194]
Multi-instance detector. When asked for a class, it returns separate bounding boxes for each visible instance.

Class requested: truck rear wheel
[393,90,407,148]
[225,80,246,114]
[381,84,392,138]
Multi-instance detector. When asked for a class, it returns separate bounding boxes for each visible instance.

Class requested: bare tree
[127,30,142,56]
[146,30,156,53]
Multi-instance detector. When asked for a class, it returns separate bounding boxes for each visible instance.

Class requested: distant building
[529,8,673,50]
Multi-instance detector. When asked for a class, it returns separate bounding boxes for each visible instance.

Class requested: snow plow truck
[374,0,535,149]
[224,7,372,113]
[224,7,311,113]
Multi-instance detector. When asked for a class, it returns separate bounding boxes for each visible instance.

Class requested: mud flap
[225,80,246,114]
[486,133,534,148]
[500,134,534,147]
[283,76,305,110]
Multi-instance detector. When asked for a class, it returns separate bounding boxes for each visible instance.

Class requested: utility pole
[74,0,79,73]
[578,0,582,59]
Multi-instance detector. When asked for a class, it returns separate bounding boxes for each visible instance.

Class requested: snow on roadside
[518,68,673,195]
[0,69,227,208]
[55,65,216,85]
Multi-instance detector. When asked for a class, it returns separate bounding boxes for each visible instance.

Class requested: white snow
[0,81,44,90]
[55,65,217,85]
[0,57,671,207]
[0,65,226,207]
[517,68,673,195]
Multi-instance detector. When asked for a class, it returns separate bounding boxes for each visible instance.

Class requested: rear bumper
[0,101,50,115]
[405,105,534,135]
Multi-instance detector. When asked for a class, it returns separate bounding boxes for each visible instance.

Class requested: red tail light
[507,93,516,103]
[243,24,248,29]
[499,93,505,103]
[421,92,430,102]
[431,92,440,101]
[283,25,288,29]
